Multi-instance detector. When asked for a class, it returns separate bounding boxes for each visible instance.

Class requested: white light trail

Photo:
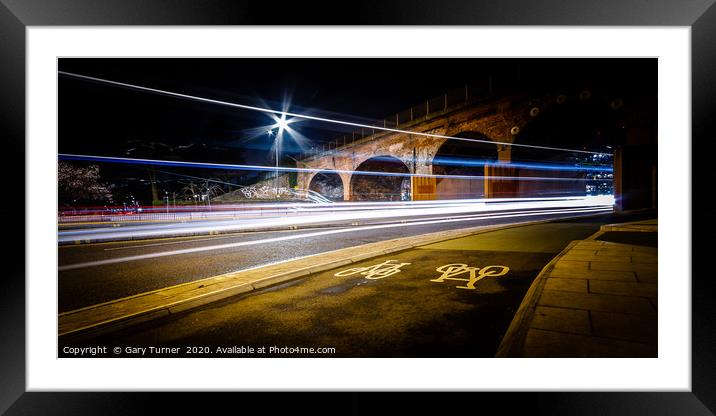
[58,204,612,271]
[59,71,611,156]
[58,195,614,242]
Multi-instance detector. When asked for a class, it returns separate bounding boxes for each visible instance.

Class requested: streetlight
[269,112,292,200]
[267,128,277,198]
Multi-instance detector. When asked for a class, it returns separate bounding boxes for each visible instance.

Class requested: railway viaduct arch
[296,88,655,211]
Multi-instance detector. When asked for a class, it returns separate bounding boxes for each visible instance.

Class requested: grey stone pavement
[497,219,658,357]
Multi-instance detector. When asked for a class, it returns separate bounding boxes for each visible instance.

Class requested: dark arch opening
[308,171,344,201]
[513,97,621,162]
[351,156,411,201]
[432,131,498,199]
[510,96,622,197]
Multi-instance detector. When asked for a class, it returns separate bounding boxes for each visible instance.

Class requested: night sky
[58,58,655,203]
[59,58,520,162]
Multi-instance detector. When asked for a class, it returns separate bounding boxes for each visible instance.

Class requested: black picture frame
[0,0,710,414]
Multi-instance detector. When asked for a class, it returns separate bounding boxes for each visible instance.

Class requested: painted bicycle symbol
[431,263,510,290]
[334,260,412,280]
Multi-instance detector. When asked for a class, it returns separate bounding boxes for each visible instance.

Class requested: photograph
[56,57,658,358]
[1,0,707,411]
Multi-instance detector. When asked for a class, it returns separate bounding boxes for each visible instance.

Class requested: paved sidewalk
[496,219,657,357]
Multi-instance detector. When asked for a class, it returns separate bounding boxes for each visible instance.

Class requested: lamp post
[269,112,290,200]
[274,133,279,198]
[268,128,277,198]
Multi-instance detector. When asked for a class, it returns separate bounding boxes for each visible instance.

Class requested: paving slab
[496,219,658,358]
[590,311,657,344]
[543,277,588,293]
[550,268,637,281]
[539,289,655,315]
[522,328,657,358]
[589,280,657,298]
[531,306,591,335]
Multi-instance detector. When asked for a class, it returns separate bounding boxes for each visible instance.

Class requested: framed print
[1,0,711,414]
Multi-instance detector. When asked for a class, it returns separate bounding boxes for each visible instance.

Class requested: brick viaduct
[293,88,656,211]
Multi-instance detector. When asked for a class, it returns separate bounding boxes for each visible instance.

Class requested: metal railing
[300,80,497,160]
[58,190,332,224]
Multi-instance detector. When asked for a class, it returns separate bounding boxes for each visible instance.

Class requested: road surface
[59,213,654,358]
[58,204,612,312]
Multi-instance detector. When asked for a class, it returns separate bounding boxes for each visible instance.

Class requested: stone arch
[346,138,416,175]
[432,131,499,200]
[296,170,314,193]
[350,155,411,201]
[308,171,346,201]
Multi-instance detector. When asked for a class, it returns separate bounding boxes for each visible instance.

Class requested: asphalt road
[60,215,644,358]
[58,207,613,312]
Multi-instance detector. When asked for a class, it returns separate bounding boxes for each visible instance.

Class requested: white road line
[101,227,346,251]
[100,209,564,251]
[58,207,611,272]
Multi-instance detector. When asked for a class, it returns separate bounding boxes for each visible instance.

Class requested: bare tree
[58,162,113,205]
[179,180,225,205]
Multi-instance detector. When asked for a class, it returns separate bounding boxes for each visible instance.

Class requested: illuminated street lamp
[268,128,278,198]
[266,112,295,200]
[271,113,291,199]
